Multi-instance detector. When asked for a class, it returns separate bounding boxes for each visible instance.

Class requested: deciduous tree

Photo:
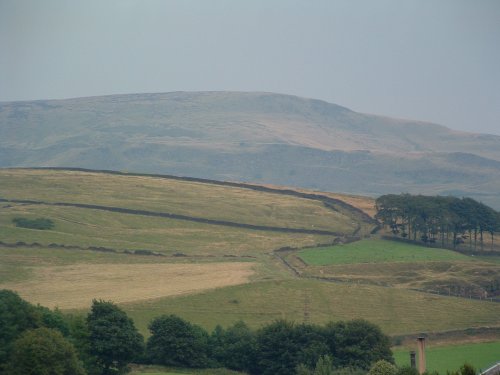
[6,327,86,375]
[87,300,144,375]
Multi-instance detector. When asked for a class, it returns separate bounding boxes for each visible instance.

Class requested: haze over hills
[1,91,500,208]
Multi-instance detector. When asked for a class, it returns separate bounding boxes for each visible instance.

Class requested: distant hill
[1,91,500,208]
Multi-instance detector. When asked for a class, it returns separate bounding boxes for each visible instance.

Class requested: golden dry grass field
[1,261,254,309]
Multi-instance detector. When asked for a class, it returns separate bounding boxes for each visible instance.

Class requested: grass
[393,341,500,374]
[1,261,255,309]
[298,239,473,266]
[0,169,356,233]
[294,239,500,300]
[1,168,498,343]
[122,279,500,337]
[0,203,333,257]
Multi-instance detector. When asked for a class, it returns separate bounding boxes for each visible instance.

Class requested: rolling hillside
[0,169,499,340]
[2,92,500,208]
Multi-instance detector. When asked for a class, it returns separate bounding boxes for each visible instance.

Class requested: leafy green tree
[146,314,209,368]
[0,290,40,370]
[87,300,144,375]
[5,327,86,375]
[255,320,327,375]
[209,321,258,372]
[323,319,393,370]
[66,314,100,375]
[368,360,397,375]
[35,305,70,336]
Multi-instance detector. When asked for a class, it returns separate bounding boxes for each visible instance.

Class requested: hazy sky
[1,0,499,135]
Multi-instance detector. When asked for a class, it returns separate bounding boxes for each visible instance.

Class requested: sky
[1,0,499,135]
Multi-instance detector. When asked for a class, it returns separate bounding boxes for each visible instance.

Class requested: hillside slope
[2,91,500,208]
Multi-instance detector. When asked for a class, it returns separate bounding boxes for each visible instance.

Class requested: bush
[368,360,397,375]
[5,327,86,375]
[12,217,54,230]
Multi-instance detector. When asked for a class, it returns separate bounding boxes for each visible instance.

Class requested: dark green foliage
[396,366,419,375]
[313,355,335,375]
[332,367,367,375]
[376,194,500,250]
[323,319,393,370]
[66,314,100,375]
[146,314,210,368]
[254,320,329,375]
[87,300,144,375]
[209,321,258,372]
[446,363,477,375]
[34,305,70,336]
[0,290,41,370]
[5,327,86,375]
[12,217,54,230]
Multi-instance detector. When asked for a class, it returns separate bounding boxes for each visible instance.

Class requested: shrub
[12,217,54,230]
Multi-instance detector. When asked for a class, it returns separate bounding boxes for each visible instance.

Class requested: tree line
[0,289,394,375]
[0,289,481,375]
[375,194,500,251]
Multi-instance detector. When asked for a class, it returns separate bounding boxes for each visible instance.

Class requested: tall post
[417,336,426,374]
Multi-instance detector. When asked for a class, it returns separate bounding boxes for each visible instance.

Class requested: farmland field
[0,203,331,257]
[123,279,500,337]
[0,169,361,233]
[1,168,499,346]
[292,239,500,300]
[393,341,500,374]
[297,239,472,265]
[1,260,254,309]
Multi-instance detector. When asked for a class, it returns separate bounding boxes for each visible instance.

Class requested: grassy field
[293,239,500,300]
[122,279,500,337]
[298,239,473,265]
[394,341,500,374]
[0,203,332,257]
[0,169,357,233]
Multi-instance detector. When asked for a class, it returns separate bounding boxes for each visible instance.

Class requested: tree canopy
[147,314,210,368]
[376,194,500,250]
[5,327,86,375]
[87,300,144,375]
[0,290,41,370]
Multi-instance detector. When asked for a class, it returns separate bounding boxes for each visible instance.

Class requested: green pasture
[0,169,357,233]
[298,239,473,266]
[123,279,500,337]
[0,203,332,257]
[394,341,500,374]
